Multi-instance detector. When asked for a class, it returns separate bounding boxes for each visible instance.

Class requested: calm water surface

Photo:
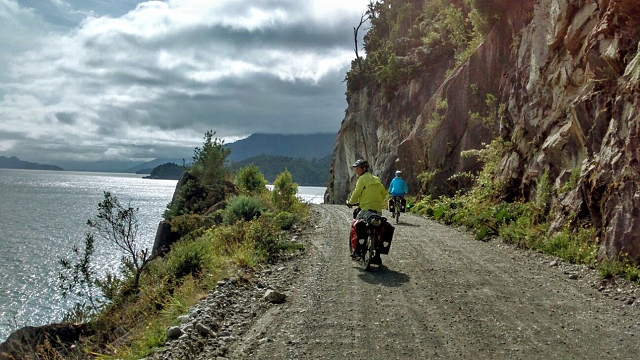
[0,169,325,342]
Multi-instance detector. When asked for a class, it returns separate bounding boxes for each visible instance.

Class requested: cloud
[0,0,369,163]
[0,1,49,58]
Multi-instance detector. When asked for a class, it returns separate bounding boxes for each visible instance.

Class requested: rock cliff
[327,0,640,262]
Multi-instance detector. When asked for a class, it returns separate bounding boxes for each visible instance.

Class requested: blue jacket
[389,177,409,197]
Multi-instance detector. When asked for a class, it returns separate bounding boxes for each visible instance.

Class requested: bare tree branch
[354,11,367,73]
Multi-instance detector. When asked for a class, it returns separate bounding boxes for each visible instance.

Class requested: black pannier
[377,220,395,254]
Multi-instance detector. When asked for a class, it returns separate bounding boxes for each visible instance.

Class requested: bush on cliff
[347,0,501,99]
[271,169,298,211]
[224,195,268,223]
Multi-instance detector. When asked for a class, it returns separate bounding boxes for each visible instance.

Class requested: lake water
[0,169,325,342]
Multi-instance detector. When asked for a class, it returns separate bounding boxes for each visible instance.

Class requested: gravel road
[222,204,640,359]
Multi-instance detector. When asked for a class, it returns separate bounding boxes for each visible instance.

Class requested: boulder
[263,289,286,304]
[0,323,90,360]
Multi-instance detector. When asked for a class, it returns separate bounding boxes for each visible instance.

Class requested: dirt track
[226,204,640,359]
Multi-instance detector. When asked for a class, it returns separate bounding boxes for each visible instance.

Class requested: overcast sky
[0,0,370,163]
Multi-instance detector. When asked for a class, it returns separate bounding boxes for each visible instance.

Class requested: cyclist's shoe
[350,252,361,261]
[371,256,382,265]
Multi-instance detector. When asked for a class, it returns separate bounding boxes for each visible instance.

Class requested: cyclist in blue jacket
[389,170,409,198]
[388,170,409,213]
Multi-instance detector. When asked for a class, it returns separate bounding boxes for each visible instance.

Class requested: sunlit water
[0,169,177,342]
[0,169,325,342]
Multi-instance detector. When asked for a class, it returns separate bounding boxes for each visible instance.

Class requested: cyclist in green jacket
[347,159,387,216]
[347,159,387,263]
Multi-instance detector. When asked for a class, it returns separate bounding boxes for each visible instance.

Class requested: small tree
[271,169,298,210]
[165,130,232,219]
[235,164,267,193]
[58,192,150,318]
[191,130,231,200]
[86,191,153,290]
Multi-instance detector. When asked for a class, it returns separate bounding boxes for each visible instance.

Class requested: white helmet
[395,170,402,177]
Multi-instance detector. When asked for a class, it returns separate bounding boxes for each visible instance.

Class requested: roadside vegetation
[410,138,640,283]
[55,131,309,359]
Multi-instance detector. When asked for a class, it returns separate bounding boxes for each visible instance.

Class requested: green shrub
[626,266,640,282]
[254,232,281,263]
[166,239,213,278]
[235,164,267,193]
[190,131,231,194]
[274,211,296,230]
[168,213,206,237]
[534,171,551,210]
[495,201,546,248]
[559,166,581,194]
[165,131,231,220]
[225,195,267,223]
[599,260,626,279]
[599,255,640,282]
[539,227,598,265]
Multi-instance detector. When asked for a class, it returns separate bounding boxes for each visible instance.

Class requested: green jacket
[348,171,387,213]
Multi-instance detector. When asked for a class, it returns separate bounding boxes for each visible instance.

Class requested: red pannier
[350,219,368,252]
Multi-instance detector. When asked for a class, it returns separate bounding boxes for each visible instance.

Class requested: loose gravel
[146,204,640,360]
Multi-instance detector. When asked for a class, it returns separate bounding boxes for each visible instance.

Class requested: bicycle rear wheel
[361,234,374,271]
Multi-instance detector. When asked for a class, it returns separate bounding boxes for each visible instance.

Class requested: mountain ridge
[0,156,63,171]
[20,133,336,173]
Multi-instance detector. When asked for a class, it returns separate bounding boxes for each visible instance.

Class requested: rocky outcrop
[153,173,238,255]
[0,323,90,360]
[152,220,181,256]
[499,0,640,262]
[328,0,640,262]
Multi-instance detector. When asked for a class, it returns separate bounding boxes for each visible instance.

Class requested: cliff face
[327,53,456,203]
[328,0,640,262]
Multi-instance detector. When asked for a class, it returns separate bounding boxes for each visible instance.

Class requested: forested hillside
[226,133,335,162]
[235,154,332,186]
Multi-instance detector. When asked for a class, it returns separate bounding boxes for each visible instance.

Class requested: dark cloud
[54,112,77,125]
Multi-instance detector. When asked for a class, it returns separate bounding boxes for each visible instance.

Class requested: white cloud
[0,140,16,152]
